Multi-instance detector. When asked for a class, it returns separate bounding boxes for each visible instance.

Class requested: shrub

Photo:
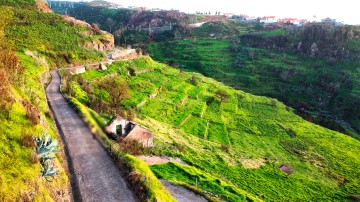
[45,110,53,119]
[206,96,216,105]
[135,48,143,55]
[21,132,34,147]
[0,69,14,117]
[20,191,31,202]
[29,151,39,164]
[190,75,198,86]
[221,144,230,152]
[120,140,145,155]
[127,108,136,121]
[215,89,230,103]
[0,42,24,85]
[22,100,40,125]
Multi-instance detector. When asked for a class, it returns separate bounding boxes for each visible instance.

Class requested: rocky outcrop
[36,0,53,13]
[84,32,115,51]
[110,49,139,60]
[62,15,91,27]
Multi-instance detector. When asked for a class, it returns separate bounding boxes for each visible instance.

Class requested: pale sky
[107,0,360,24]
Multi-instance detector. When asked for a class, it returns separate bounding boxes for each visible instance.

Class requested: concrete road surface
[46,70,136,202]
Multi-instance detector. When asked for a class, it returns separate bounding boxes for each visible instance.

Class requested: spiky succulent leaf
[41,163,58,177]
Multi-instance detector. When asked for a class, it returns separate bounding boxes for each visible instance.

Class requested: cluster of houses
[226,14,344,27]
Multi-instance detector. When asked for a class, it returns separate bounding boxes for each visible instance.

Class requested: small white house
[321,17,337,25]
[260,16,276,24]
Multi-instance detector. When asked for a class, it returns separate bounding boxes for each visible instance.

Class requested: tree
[106,18,115,33]
[215,90,230,103]
[98,76,130,107]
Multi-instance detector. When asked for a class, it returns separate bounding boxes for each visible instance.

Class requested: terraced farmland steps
[46,70,136,202]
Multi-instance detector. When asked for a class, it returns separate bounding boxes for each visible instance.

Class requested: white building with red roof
[260,16,277,23]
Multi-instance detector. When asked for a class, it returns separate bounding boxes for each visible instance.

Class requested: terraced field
[66,56,360,201]
[149,39,360,138]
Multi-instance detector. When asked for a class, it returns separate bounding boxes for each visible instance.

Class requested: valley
[0,0,359,201]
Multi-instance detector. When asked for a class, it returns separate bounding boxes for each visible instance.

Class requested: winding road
[46,70,136,202]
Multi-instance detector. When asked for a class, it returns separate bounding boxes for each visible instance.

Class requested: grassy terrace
[68,56,360,201]
[148,38,360,138]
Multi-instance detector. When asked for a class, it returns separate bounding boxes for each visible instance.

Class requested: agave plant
[41,162,59,182]
[34,133,59,180]
[35,133,58,158]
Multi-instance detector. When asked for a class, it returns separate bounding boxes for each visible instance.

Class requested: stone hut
[104,115,153,147]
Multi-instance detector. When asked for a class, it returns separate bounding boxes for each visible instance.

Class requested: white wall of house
[260,17,276,23]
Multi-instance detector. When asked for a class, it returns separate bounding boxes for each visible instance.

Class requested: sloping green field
[67,56,360,201]
[148,39,360,138]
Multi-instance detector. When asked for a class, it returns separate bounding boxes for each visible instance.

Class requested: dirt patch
[136,155,187,165]
[161,180,208,202]
[239,158,266,168]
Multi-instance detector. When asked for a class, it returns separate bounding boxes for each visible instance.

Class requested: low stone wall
[135,68,154,74]
[67,66,86,75]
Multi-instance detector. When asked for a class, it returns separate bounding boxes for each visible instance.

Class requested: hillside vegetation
[53,2,360,137]
[148,35,360,139]
[64,56,360,201]
[0,0,109,200]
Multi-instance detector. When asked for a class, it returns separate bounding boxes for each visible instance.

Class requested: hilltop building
[278,18,299,25]
[321,17,336,25]
[223,13,235,18]
[277,18,308,27]
[260,16,276,23]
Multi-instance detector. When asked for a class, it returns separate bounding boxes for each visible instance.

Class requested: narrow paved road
[46,70,136,202]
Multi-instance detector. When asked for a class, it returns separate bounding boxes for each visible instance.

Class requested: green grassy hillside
[0,0,108,200]
[64,56,360,201]
[148,38,360,139]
